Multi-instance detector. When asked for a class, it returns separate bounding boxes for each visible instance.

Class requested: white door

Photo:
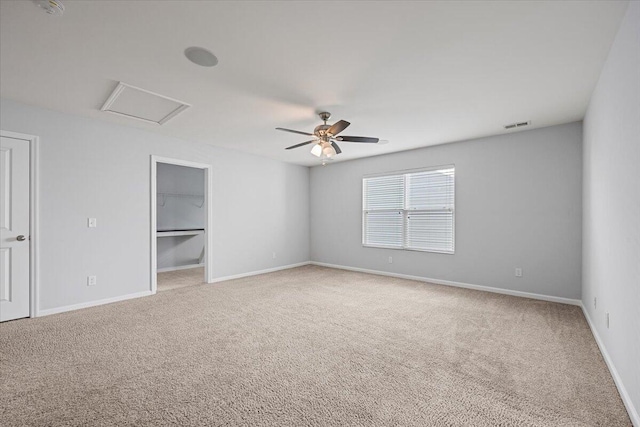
[0,136,30,322]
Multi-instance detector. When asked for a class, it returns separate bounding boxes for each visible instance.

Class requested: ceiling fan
[276,112,379,160]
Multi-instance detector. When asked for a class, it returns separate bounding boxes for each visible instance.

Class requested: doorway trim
[0,130,40,318]
[150,155,213,293]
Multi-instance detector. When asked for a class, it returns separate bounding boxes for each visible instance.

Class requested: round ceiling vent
[184,47,218,67]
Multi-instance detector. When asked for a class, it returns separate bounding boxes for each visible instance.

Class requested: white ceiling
[0,0,628,166]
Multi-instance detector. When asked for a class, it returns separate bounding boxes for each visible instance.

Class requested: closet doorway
[150,156,213,293]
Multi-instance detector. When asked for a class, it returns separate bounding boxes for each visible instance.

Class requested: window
[363,166,455,253]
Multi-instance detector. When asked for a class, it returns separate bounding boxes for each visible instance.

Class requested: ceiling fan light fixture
[278,111,379,157]
[321,141,337,158]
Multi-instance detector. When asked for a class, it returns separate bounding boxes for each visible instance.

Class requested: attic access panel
[101,82,190,125]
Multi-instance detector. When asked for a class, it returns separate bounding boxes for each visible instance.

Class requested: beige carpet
[0,265,630,426]
[157,267,204,292]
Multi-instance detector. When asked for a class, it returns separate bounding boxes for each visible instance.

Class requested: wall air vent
[100,82,190,125]
[504,121,531,130]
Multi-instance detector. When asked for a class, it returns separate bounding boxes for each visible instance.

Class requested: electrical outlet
[388,256,393,264]
[594,297,597,309]
[87,276,97,286]
[515,268,523,277]
[88,218,97,228]
[606,312,610,329]
[272,252,276,259]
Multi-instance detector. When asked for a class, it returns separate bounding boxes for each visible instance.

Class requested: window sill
[362,244,454,255]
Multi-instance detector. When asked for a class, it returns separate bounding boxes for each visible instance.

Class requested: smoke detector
[34,0,65,16]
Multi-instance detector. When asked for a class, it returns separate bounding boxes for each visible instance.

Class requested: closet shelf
[157,229,205,237]
[157,192,204,198]
[157,192,205,208]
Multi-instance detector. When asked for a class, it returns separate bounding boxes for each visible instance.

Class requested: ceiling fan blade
[276,127,314,137]
[285,140,316,150]
[327,120,350,136]
[336,136,380,143]
[331,141,342,154]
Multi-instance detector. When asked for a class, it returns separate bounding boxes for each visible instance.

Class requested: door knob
[16,235,26,241]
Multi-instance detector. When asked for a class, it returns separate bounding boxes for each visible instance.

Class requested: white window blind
[362,175,404,248]
[405,168,455,252]
[363,166,455,253]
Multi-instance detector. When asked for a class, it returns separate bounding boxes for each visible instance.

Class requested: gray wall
[156,163,205,270]
[582,1,639,421]
[310,122,583,299]
[0,99,310,311]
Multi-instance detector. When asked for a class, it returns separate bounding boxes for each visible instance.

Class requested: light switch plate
[88,218,97,228]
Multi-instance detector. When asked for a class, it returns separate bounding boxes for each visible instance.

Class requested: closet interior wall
[156,163,205,271]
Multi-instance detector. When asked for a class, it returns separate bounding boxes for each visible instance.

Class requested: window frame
[362,165,455,254]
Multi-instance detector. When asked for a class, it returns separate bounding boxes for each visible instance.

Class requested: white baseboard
[37,290,154,317]
[157,263,204,273]
[310,261,581,306]
[581,303,639,426]
[209,261,311,284]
